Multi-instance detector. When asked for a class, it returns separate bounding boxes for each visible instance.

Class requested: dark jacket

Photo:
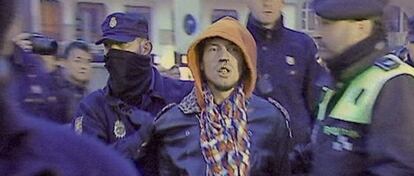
[311,37,414,175]
[247,15,324,147]
[1,115,138,176]
[73,68,192,175]
[155,17,291,176]
[155,93,291,176]
[10,50,69,123]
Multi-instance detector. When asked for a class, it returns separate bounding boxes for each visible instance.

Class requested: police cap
[313,0,388,20]
[95,12,149,45]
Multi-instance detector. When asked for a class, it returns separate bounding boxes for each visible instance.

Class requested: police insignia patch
[74,116,83,134]
[109,16,117,28]
[114,120,126,138]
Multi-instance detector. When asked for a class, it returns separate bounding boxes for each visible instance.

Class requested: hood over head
[187,17,257,109]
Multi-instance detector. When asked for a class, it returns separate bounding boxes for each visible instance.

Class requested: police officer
[72,12,193,175]
[245,0,327,173]
[10,33,69,123]
[0,1,138,175]
[311,0,414,175]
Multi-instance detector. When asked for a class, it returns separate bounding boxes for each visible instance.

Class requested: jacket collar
[178,87,201,114]
[247,14,284,41]
[104,67,164,107]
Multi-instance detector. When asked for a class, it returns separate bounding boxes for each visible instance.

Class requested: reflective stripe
[317,55,414,124]
[328,55,414,124]
[317,87,335,121]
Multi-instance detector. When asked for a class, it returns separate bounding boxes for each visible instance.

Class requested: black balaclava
[104,49,152,106]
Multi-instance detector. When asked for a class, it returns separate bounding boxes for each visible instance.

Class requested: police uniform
[73,13,193,175]
[10,49,69,123]
[311,0,414,175]
[247,13,325,150]
[1,112,139,176]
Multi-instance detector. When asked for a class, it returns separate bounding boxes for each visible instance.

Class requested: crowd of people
[1,0,414,175]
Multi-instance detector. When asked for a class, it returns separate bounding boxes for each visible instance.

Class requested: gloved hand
[128,108,155,141]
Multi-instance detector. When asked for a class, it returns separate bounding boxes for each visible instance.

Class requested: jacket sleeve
[303,40,326,120]
[111,109,155,160]
[273,109,292,176]
[154,110,181,176]
[73,98,153,160]
[158,144,180,176]
[73,99,108,141]
[368,75,414,175]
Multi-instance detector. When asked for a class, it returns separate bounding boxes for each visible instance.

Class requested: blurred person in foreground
[10,32,69,123]
[155,17,291,176]
[245,0,327,173]
[0,1,138,175]
[310,0,414,175]
[72,12,193,175]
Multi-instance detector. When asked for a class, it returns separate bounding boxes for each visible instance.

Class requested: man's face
[104,38,152,56]
[316,18,361,60]
[201,38,244,92]
[247,0,283,28]
[65,48,92,83]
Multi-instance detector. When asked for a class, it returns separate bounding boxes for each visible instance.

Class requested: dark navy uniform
[74,68,192,175]
[247,14,325,156]
[311,0,414,175]
[74,13,193,175]
[10,49,69,123]
[1,113,138,176]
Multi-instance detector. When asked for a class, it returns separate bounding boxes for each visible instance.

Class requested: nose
[219,50,230,63]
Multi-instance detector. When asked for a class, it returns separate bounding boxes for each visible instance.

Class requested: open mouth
[263,10,273,15]
[218,66,231,77]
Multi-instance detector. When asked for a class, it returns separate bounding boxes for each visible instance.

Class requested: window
[76,2,106,43]
[384,5,408,33]
[211,9,239,23]
[301,1,317,33]
[383,5,409,47]
[125,6,152,37]
[40,0,62,40]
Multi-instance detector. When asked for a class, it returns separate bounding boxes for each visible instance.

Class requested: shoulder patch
[74,116,83,135]
[155,103,176,121]
[267,98,293,138]
[375,54,400,71]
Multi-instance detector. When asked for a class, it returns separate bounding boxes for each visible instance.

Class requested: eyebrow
[206,42,237,48]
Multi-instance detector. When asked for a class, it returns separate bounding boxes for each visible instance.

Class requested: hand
[128,108,155,136]
[12,33,33,52]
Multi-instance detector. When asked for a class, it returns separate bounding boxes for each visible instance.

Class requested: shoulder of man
[155,103,177,122]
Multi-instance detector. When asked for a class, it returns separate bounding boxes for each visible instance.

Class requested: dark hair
[63,41,90,59]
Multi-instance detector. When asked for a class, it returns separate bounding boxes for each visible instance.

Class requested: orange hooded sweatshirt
[187,17,257,109]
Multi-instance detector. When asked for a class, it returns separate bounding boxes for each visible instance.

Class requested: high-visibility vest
[317,54,414,124]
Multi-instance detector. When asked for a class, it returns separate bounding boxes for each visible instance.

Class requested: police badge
[114,120,126,138]
[109,16,117,28]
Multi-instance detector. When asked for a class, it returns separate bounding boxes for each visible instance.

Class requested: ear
[141,40,153,55]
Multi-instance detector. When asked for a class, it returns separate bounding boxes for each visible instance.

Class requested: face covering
[104,49,152,106]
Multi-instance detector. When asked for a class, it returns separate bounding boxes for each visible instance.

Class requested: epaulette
[155,103,176,121]
[267,98,293,138]
[375,54,401,71]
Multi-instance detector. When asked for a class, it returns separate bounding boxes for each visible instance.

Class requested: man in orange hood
[154,17,291,176]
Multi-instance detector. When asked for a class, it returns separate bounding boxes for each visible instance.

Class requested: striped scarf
[199,85,251,176]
